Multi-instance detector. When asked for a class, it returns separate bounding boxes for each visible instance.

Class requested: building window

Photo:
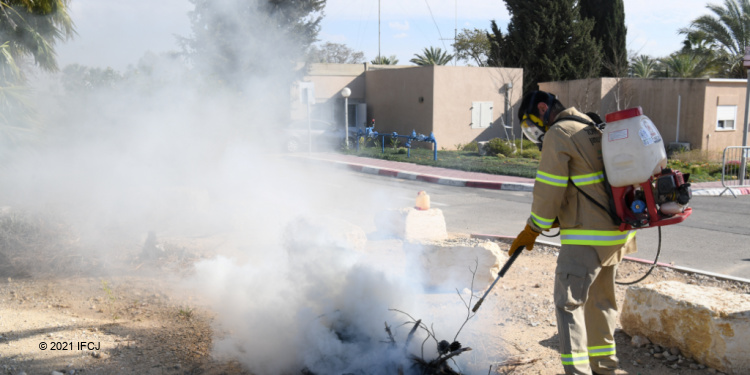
[716,105,736,130]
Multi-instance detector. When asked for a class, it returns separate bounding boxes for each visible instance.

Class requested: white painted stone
[405,239,508,291]
[620,281,750,375]
[375,208,448,241]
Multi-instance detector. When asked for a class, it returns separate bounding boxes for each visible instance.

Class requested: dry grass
[0,209,87,278]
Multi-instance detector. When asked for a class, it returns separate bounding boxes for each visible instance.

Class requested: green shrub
[520,148,541,159]
[460,141,479,152]
[485,138,516,157]
[388,136,399,149]
[397,147,408,154]
[512,138,538,151]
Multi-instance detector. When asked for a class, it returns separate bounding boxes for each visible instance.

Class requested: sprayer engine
[611,168,693,231]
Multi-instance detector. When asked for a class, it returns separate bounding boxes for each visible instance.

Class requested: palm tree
[410,47,453,66]
[371,55,399,65]
[0,0,75,161]
[0,0,75,80]
[678,0,750,77]
[659,52,716,78]
[629,55,659,78]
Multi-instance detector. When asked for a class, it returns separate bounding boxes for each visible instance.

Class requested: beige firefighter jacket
[527,107,637,266]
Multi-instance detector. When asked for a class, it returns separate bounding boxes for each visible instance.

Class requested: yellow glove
[509,224,540,256]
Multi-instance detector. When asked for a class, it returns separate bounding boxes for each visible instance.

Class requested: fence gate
[721,146,750,197]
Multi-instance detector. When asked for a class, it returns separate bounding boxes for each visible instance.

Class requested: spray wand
[471,245,524,313]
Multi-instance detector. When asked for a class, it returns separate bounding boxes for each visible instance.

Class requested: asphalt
[294,152,750,284]
[299,152,750,197]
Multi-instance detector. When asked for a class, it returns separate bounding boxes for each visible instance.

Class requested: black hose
[616,226,662,285]
[540,228,560,238]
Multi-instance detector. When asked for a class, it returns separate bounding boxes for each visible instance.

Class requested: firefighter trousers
[554,244,619,375]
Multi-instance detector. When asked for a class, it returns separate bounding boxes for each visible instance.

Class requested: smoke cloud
[0,1,502,373]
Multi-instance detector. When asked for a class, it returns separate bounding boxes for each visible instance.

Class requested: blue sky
[57,0,716,71]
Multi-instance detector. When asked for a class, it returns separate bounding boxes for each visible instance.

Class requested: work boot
[592,369,628,375]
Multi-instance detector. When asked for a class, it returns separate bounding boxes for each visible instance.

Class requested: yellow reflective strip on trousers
[560,229,636,246]
[536,170,568,187]
[588,344,616,356]
[560,352,589,365]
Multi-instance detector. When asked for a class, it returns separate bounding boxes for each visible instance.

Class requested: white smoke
[0,1,501,373]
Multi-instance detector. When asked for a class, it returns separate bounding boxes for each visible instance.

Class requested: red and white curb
[470,234,750,284]
[299,155,747,196]
[343,163,534,192]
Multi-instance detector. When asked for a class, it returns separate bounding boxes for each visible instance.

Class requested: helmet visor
[521,114,547,144]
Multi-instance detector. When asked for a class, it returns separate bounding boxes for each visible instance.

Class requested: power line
[423,0,448,52]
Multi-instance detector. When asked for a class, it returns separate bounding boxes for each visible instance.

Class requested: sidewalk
[298,152,750,197]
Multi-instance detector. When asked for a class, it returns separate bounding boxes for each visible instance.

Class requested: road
[324,169,750,280]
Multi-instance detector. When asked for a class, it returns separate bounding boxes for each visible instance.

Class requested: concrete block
[620,280,750,374]
[405,239,508,291]
[375,208,448,241]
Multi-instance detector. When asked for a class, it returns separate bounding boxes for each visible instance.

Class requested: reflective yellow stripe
[560,352,589,365]
[560,229,636,246]
[588,344,616,357]
[536,170,568,187]
[571,171,605,186]
[531,212,555,229]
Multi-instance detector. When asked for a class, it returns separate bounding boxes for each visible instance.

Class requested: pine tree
[487,0,601,92]
[580,0,627,77]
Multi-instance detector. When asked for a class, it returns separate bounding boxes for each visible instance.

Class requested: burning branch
[383,260,483,374]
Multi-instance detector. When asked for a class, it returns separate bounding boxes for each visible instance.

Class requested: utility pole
[439,0,457,66]
[378,0,381,62]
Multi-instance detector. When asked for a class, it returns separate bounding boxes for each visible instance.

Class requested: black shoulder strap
[552,115,596,127]
[569,179,622,226]
[554,112,620,225]
[553,113,605,130]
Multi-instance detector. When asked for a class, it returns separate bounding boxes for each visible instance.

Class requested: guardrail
[720,146,750,197]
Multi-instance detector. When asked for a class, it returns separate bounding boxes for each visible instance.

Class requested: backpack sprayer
[473,107,693,312]
[603,107,692,230]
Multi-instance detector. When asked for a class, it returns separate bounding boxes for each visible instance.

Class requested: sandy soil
[1,232,747,375]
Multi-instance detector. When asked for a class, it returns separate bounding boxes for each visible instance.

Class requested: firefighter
[511,90,636,375]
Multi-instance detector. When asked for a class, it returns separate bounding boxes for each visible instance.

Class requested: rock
[630,335,651,348]
[375,208,447,241]
[654,353,664,359]
[670,347,681,356]
[406,239,507,290]
[51,372,64,375]
[621,281,750,375]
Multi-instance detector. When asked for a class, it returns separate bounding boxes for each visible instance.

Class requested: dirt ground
[1,231,748,375]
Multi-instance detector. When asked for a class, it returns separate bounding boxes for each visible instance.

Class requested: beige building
[293,63,523,150]
[540,78,750,154]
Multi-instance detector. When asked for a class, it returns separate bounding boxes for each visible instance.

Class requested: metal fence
[720,146,750,197]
